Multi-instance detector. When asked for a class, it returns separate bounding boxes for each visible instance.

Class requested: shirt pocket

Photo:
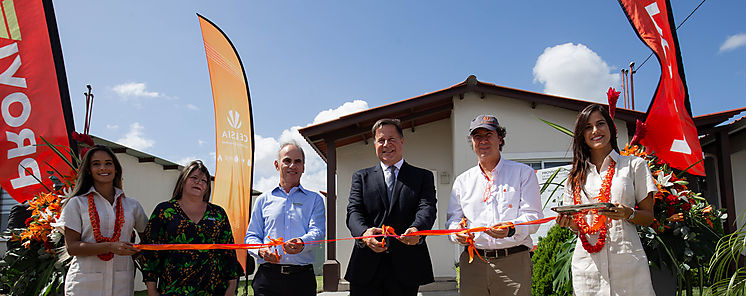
[114,270,134,295]
[497,188,520,220]
[614,176,635,207]
[65,271,103,294]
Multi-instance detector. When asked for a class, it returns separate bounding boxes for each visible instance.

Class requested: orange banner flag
[197,14,255,272]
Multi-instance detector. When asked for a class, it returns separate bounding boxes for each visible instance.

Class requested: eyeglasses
[188,176,208,185]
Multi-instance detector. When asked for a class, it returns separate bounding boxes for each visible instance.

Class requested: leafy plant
[705,211,746,296]
[0,138,80,296]
[624,144,725,295]
[531,225,575,296]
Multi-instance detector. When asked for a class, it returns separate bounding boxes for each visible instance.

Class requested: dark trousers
[349,254,419,296]
[251,263,316,296]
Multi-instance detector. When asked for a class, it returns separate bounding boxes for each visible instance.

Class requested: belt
[468,245,530,258]
[260,263,313,275]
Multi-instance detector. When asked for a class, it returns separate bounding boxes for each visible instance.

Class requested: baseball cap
[469,115,500,134]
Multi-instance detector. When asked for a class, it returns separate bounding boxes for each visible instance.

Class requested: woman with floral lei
[59,145,149,295]
[142,160,243,296]
[556,104,657,295]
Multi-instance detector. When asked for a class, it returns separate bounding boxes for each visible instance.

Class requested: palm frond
[38,136,76,171]
[20,164,51,192]
[552,235,576,291]
[537,117,573,137]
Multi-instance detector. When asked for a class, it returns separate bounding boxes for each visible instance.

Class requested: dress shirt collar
[272,183,308,196]
[585,149,621,173]
[380,158,404,172]
[479,156,504,180]
[84,186,125,202]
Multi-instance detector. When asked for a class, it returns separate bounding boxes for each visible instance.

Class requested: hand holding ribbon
[397,227,420,245]
[362,227,387,253]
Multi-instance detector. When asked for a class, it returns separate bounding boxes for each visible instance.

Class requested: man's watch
[626,208,636,221]
[506,226,516,237]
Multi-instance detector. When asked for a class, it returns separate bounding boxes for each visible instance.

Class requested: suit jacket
[344,161,437,286]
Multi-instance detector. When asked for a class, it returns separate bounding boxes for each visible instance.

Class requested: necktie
[386,166,397,200]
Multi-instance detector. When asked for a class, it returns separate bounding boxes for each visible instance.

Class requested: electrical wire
[635,0,707,71]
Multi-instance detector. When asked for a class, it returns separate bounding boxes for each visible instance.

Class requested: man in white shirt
[446,114,543,296]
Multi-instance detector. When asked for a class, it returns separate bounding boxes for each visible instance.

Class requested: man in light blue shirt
[245,142,326,295]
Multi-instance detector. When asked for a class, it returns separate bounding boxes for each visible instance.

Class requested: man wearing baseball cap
[446,114,542,296]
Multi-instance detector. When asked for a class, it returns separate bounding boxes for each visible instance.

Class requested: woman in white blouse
[59,145,148,296]
[556,104,657,295]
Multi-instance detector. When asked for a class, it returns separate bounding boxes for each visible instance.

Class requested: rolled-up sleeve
[633,157,657,203]
[59,198,82,234]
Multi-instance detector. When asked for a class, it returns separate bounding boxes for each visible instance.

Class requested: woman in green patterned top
[142,160,243,296]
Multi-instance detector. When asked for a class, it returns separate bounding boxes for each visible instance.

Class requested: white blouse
[58,187,148,296]
[562,150,657,296]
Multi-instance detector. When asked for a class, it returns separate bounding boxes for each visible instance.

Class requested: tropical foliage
[623,144,725,295]
[0,140,80,295]
[531,225,575,296]
[705,212,746,296]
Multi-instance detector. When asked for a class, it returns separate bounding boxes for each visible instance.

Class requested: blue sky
[53,1,746,192]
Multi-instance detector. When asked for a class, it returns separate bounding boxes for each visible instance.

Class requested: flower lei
[87,192,125,261]
[573,159,615,253]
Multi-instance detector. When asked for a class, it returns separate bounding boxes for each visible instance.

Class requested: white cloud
[533,43,621,103]
[116,122,154,151]
[186,104,199,111]
[176,156,199,166]
[112,82,162,98]
[106,124,119,129]
[250,99,369,193]
[313,100,369,124]
[719,33,746,53]
[198,139,206,146]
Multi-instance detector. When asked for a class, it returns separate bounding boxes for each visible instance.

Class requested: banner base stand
[323,259,340,291]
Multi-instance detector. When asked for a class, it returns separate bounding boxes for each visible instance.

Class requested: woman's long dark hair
[68,145,123,198]
[171,160,211,202]
[568,104,619,191]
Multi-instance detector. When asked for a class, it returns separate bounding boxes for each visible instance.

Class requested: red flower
[606,87,620,119]
[630,119,647,146]
[24,217,33,226]
[72,131,95,146]
[665,194,677,203]
[681,202,692,211]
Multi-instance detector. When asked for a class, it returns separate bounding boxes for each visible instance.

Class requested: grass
[134,276,324,295]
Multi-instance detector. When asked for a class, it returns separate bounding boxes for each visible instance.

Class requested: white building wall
[332,93,632,282]
[115,152,182,291]
[334,119,455,279]
[451,92,629,178]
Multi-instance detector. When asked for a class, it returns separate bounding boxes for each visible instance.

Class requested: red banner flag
[0,0,74,202]
[198,14,255,272]
[618,0,704,175]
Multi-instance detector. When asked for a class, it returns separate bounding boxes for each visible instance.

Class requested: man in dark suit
[345,118,437,296]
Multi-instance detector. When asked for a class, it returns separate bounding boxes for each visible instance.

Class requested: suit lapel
[372,165,390,210]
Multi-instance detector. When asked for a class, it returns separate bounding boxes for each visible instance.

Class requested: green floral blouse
[142,200,244,295]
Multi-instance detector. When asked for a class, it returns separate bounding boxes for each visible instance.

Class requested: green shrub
[532,225,575,296]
